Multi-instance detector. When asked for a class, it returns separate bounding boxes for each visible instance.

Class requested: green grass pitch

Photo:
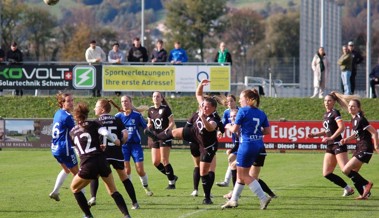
[1,149,378,218]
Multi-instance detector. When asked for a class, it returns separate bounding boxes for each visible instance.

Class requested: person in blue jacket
[168,41,188,64]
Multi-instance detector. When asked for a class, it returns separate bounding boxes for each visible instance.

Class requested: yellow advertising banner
[103,65,176,91]
[209,67,230,91]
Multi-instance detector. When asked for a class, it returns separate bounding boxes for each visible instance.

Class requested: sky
[5,120,34,132]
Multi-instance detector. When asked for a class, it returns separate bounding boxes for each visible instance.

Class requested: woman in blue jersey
[115,95,153,196]
[87,99,140,209]
[216,95,238,187]
[49,91,79,201]
[221,89,271,210]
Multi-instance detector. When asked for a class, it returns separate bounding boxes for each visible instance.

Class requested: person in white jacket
[85,40,106,97]
[85,40,106,64]
[311,47,329,98]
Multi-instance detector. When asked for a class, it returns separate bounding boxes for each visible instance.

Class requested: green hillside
[1,96,378,121]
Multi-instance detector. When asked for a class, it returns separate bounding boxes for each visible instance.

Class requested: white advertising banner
[102,65,231,92]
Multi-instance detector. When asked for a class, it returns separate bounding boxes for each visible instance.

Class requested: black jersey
[148,105,173,134]
[97,114,126,161]
[187,111,220,148]
[323,109,343,145]
[351,113,374,147]
[70,121,104,162]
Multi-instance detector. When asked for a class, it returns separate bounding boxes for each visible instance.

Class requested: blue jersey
[51,109,75,156]
[222,109,231,125]
[115,110,147,145]
[235,106,269,142]
[168,48,188,62]
[235,106,269,168]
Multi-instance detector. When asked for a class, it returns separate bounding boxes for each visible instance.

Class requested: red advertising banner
[218,121,379,150]
[1,119,378,150]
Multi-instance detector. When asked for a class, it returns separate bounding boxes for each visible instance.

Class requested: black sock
[164,163,175,181]
[347,171,368,195]
[231,169,237,187]
[324,173,348,188]
[157,129,173,141]
[111,191,129,216]
[193,167,200,190]
[208,171,215,188]
[90,178,99,198]
[123,179,137,204]
[258,179,275,196]
[201,174,211,200]
[156,163,166,175]
[74,192,92,217]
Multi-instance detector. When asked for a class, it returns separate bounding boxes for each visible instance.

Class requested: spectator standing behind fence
[168,41,188,64]
[337,45,353,95]
[108,42,125,96]
[6,42,23,96]
[214,42,232,65]
[0,46,5,96]
[151,39,167,63]
[369,58,379,98]
[310,47,328,98]
[347,41,363,94]
[128,37,148,63]
[85,40,106,97]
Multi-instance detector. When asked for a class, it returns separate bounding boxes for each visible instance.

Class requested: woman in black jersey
[147,92,178,189]
[69,102,131,218]
[146,79,222,204]
[336,95,379,200]
[307,92,354,197]
[87,99,140,210]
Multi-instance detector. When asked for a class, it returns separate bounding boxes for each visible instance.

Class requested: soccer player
[49,91,79,201]
[307,92,354,197]
[221,89,271,210]
[146,79,222,204]
[87,99,139,209]
[147,92,178,189]
[335,94,379,199]
[116,95,153,196]
[216,95,238,188]
[69,102,131,218]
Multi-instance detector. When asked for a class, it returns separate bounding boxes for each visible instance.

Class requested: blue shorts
[236,141,264,168]
[122,143,144,163]
[53,148,78,169]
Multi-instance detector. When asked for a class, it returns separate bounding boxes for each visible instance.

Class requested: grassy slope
[1,96,378,121]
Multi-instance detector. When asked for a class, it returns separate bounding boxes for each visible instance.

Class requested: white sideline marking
[178,208,209,218]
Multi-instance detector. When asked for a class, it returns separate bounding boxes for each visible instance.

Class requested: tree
[0,0,26,48]
[22,8,58,61]
[60,23,91,61]
[164,0,227,61]
[221,9,265,80]
[256,11,300,82]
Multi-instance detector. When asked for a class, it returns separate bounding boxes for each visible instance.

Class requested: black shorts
[182,126,197,144]
[189,142,218,163]
[253,152,266,167]
[354,141,374,163]
[149,138,172,149]
[201,142,218,163]
[190,142,200,157]
[326,143,348,155]
[107,159,124,170]
[79,155,112,180]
